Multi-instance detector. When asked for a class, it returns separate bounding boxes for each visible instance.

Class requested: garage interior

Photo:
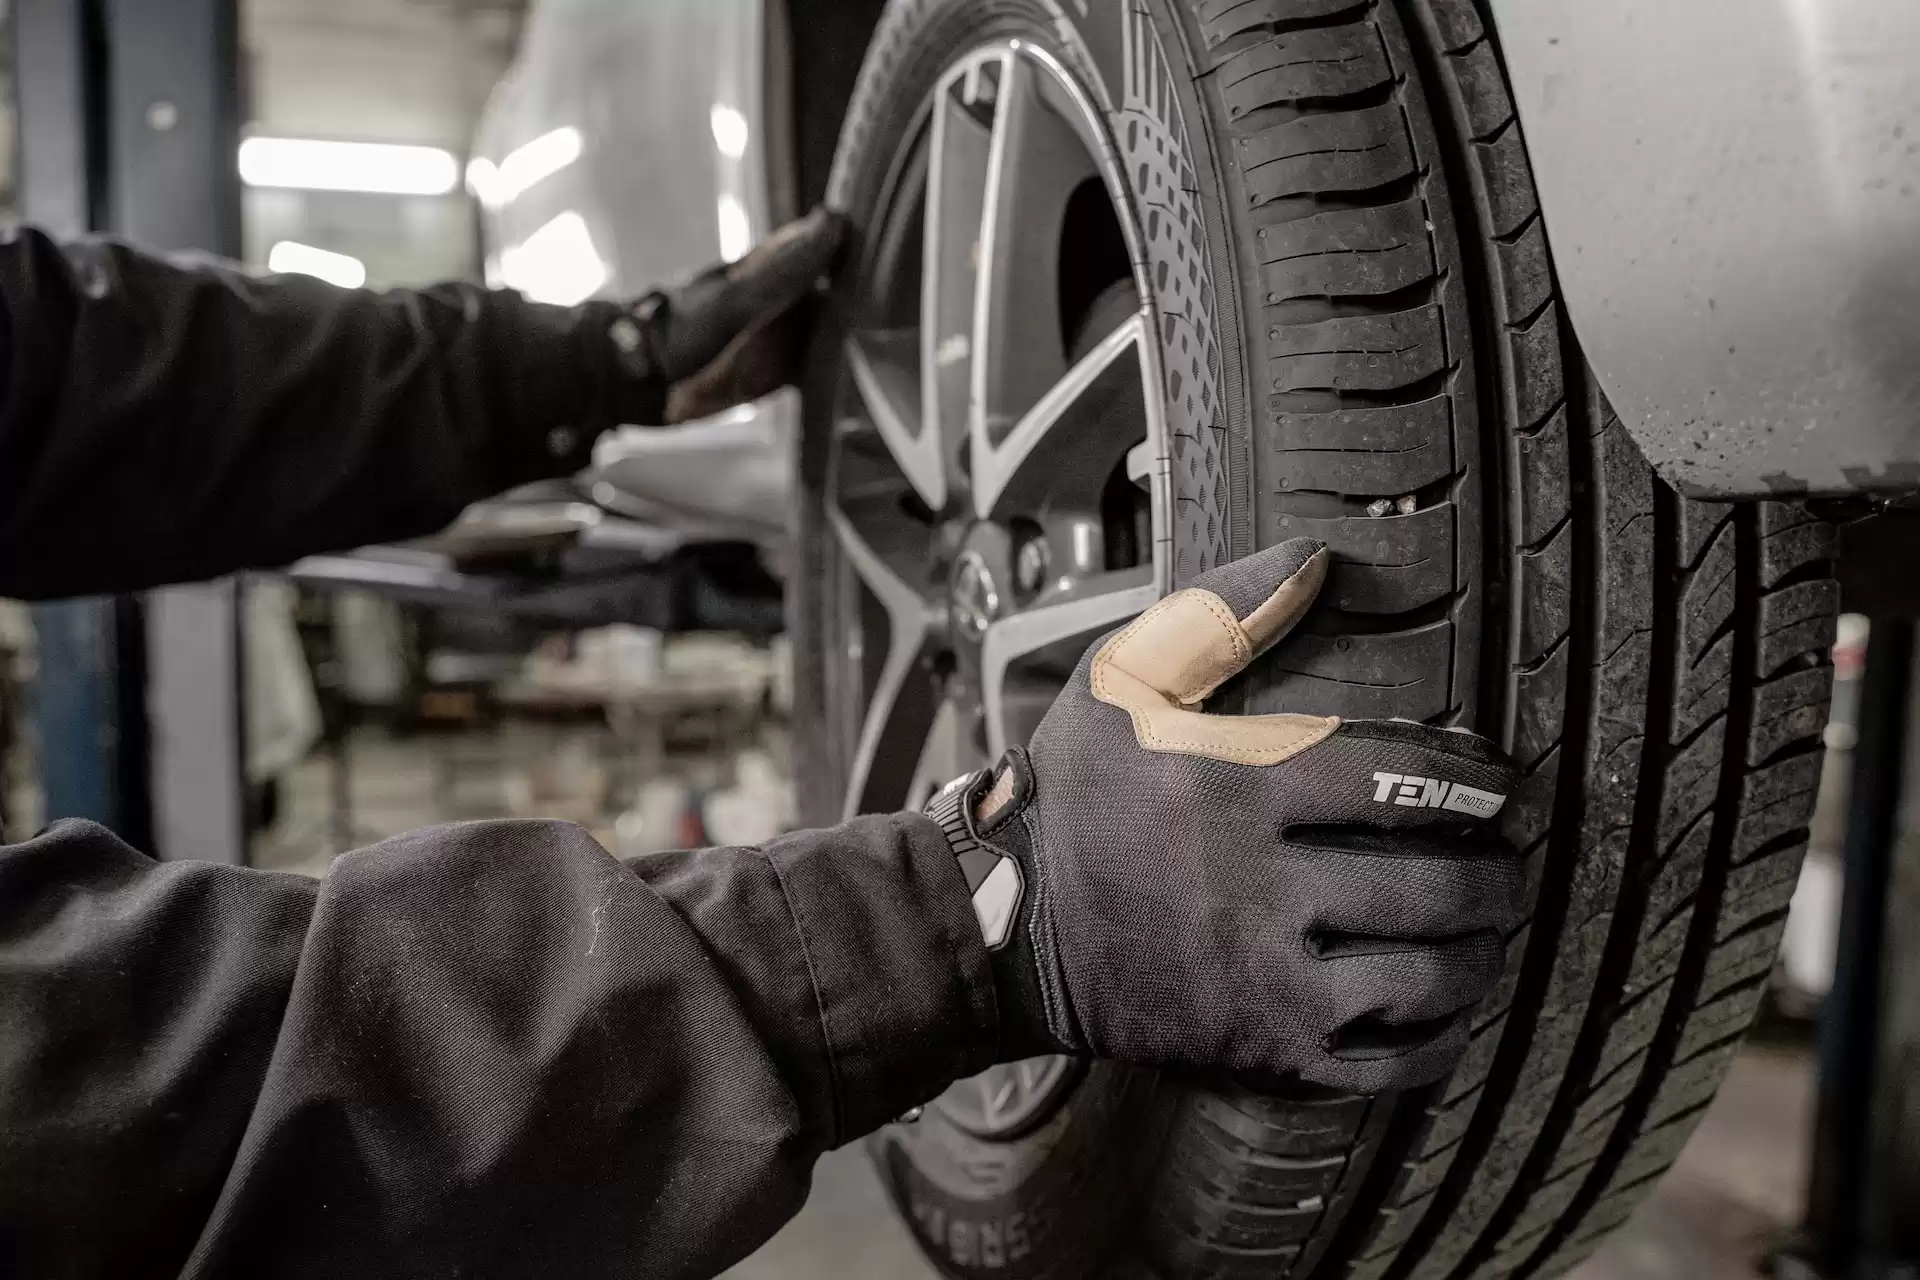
[0,1,1912,1278]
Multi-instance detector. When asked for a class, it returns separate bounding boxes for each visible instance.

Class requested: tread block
[1275,504,1457,613]
[1246,619,1454,720]
[1671,982,1769,1064]
[1220,23,1393,117]
[1258,199,1436,302]
[1496,1168,1590,1255]
[1624,904,1692,996]
[1445,37,1513,139]
[1593,1135,1689,1205]
[1676,521,1737,665]
[1731,790,1816,864]
[1674,500,1733,571]
[1194,1088,1370,1156]
[1657,727,1724,848]
[1238,105,1416,206]
[1758,580,1840,677]
[1568,1049,1647,1142]
[1514,403,1571,546]
[1643,1041,1744,1130]
[1590,984,1669,1087]
[1516,518,1574,663]
[1443,1011,1510,1107]
[1748,667,1833,766]
[1268,305,1448,394]
[1757,502,1836,586]
[1424,1086,1484,1155]
[1427,0,1485,51]
[1508,300,1565,430]
[1697,925,1785,1005]
[1640,819,1713,950]
[1472,124,1538,237]
[1671,633,1732,746]
[1716,842,1807,941]
[1494,211,1552,324]
[1593,415,1656,655]
[1510,642,1568,768]
[1196,0,1371,47]
[1270,394,1453,491]
[1732,751,1823,857]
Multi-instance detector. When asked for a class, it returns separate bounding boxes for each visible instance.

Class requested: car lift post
[16,0,249,863]
[1792,517,1920,1280]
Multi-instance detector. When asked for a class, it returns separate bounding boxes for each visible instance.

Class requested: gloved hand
[925,538,1525,1093]
[611,206,849,425]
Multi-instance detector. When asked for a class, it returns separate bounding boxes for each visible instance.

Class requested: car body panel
[471,0,794,539]
[1492,0,1920,497]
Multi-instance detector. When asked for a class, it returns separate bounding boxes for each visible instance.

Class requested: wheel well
[778,0,891,212]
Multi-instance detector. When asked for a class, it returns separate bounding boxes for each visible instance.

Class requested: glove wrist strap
[926,771,1025,952]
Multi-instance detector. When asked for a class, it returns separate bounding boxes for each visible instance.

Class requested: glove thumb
[1087,537,1336,766]
[1101,537,1329,707]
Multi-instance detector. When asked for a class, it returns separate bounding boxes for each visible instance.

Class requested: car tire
[790,1,1840,1278]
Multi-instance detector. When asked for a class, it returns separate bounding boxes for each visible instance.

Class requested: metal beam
[103,0,248,864]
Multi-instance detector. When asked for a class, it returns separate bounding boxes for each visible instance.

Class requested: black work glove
[611,206,849,425]
[925,538,1524,1093]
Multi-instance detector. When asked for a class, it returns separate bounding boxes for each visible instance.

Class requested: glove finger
[1300,1014,1470,1093]
[657,208,850,382]
[1289,836,1527,940]
[1274,719,1520,830]
[1317,932,1507,1031]
[664,295,822,424]
[711,208,848,338]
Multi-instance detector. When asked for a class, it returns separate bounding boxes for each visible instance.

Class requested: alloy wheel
[825,38,1169,1138]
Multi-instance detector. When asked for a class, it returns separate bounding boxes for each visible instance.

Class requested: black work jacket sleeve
[0,225,639,600]
[0,815,999,1279]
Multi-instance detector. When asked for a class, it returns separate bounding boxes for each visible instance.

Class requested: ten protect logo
[1371,772,1507,819]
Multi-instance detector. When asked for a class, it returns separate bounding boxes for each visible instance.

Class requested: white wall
[240,0,526,284]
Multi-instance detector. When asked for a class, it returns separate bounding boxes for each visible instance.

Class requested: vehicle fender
[1490,0,1920,497]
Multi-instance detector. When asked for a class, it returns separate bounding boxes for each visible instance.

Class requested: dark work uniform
[0,230,999,1278]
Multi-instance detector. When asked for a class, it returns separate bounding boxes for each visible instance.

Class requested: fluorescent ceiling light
[710,105,749,160]
[500,211,608,306]
[240,137,459,196]
[716,194,752,264]
[471,126,583,209]
[267,240,368,289]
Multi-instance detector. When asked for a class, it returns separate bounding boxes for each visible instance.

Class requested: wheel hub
[949,543,1004,644]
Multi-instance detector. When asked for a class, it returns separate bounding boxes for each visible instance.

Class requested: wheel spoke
[829,505,939,820]
[970,46,1102,465]
[972,309,1150,519]
[846,332,945,512]
[981,566,1159,756]
[921,60,998,500]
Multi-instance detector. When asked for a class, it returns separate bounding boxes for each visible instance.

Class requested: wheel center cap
[950,549,1002,641]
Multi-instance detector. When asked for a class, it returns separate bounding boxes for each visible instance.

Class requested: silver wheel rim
[827,39,1169,1139]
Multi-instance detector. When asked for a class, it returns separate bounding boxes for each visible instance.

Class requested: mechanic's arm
[0,212,843,600]
[0,541,1524,1280]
